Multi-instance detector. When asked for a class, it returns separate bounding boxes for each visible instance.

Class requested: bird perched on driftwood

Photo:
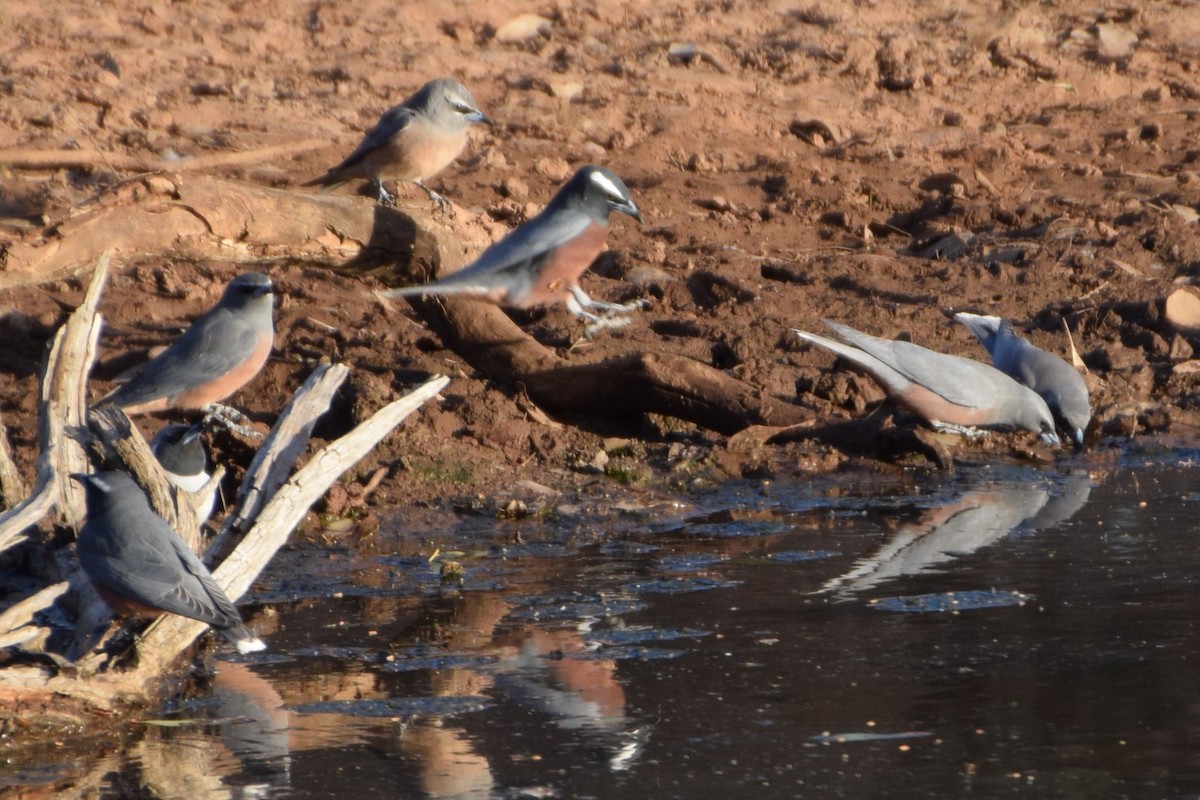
[72,470,265,654]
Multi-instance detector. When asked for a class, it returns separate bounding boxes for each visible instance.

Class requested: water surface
[21,456,1200,799]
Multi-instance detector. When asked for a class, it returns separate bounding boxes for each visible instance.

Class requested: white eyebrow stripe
[588,170,624,198]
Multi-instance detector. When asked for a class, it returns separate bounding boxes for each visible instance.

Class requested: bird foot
[583,313,635,338]
[414,180,451,215]
[567,287,649,337]
[586,297,651,314]
[930,421,989,440]
[203,404,263,439]
[375,180,397,206]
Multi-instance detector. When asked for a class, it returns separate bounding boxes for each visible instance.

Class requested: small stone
[549,80,583,101]
[497,177,528,200]
[533,156,571,181]
[1097,23,1137,60]
[1165,289,1200,332]
[1169,334,1194,361]
[495,13,551,44]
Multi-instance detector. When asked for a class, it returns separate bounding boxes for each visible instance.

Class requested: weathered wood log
[0,253,108,553]
[0,174,496,289]
[0,414,27,510]
[0,139,326,175]
[398,293,809,436]
[0,373,448,712]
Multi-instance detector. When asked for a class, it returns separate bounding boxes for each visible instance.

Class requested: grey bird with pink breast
[304,77,492,210]
[382,164,647,334]
[94,272,275,424]
[794,320,1060,445]
[71,470,265,654]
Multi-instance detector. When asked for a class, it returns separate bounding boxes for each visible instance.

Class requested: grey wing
[104,309,260,408]
[330,104,417,173]
[884,341,1012,408]
[77,518,209,615]
[162,534,243,626]
[418,209,593,292]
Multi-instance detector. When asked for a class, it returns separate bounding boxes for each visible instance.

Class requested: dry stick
[0,139,328,174]
[2,431,444,693]
[208,363,351,557]
[79,373,450,681]
[86,405,202,551]
[0,414,27,510]
[0,254,108,553]
[0,583,70,650]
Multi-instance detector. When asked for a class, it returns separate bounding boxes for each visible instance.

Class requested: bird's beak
[1071,428,1085,452]
[470,110,495,127]
[182,422,206,445]
[623,200,643,225]
[68,472,90,485]
[1039,431,1061,447]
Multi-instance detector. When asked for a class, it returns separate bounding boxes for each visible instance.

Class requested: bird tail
[301,172,349,192]
[377,280,492,302]
[793,328,872,368]
[953,312,1002,351]
[220,623,267,654]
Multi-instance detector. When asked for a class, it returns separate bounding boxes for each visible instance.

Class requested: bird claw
[930,421,989,440]
[566,286,649,337]
[583,314,635,338]
[414,180,451,215]
[202,404,263,439]
[375,180,397,206]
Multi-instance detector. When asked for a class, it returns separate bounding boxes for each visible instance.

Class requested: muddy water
[25,454,1200,799]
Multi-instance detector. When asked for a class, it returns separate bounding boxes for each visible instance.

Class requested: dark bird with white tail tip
[72,470,265,654]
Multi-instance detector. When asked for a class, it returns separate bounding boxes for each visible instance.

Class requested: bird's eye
[453,103,472,114]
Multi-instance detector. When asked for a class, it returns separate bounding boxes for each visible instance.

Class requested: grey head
[151,423,208,478]
[218,272,275,331]
[71,470,146,515]
[413,78,493,130]
[551,165,642,225]
[1004,385,1060,447]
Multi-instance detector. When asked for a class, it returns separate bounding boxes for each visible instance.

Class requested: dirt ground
[3,0,1200,519]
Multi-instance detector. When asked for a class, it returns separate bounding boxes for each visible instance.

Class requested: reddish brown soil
[3,1,1200,517]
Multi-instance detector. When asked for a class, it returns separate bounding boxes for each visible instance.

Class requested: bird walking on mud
[954,312,1091,450]
[794,320,1060,445]
[72,470,265,654]
[381,164,647,335]
[303,77,493,211]
[93,272,275,435]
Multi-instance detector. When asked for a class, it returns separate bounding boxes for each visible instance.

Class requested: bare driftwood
[0,139,326,174]
[0,254,108,553]
[1,174,495,289]
[103,373,451,682]
[0,251,450,716]
[0,414,26,510]
[210,363,352,553]
[401,292,809,435]
[0,371,448,713]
